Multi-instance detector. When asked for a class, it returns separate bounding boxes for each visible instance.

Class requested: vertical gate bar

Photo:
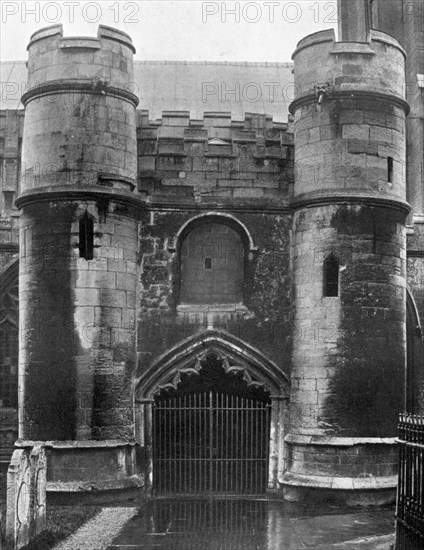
[167,399,170,494]
[163,399,166,494]
[197,392,200,495]
[235,394,239,494]
[167,397,170,494]
[205,391,208,494]
[247,397,250,493]
[250,397,253,494]
[158,402,161,494]
[210,390,213,494]
[245,396,248,492]
[216,390,218,494]
[222,393,225,493]
[240,395,244,492]
[217,392,219,494]
[161,399,164,494]
[166,400,172,492]
[159,402,162,494]
[194,392,197,495]
[253,400,257,494]
[168,397,171,494]
[187,393,190,494]
[253,398,256,494]
[176,396,179,494]
[159,400,163,494]
[152,403,156,494]
[257,401,260,493]
[233,396,238,493]
[226,393,229,493]
[235,394,237,494]
[161,401,164,494]
[258,401,261,494]
[182,394,185,494]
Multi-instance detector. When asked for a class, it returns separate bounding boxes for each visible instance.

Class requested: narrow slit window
[388,157,393,183]
[204,257,212,270]
[79,213,94,260]
[324,255,339,297]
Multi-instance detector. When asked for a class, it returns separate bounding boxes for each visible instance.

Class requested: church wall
[136,209,293,377]
[135,112,294,376]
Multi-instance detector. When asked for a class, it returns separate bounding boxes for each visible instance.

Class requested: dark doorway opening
[152,354,271,496]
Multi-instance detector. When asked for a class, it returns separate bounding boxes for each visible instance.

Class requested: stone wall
[137,209,293,377]
[137,111,293,205]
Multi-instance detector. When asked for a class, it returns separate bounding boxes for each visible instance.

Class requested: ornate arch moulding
[167,212,258,253]
[135,329,289,400]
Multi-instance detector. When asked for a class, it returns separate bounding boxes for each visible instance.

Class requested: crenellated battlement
[25,24,136,95]
[136,111,294,202]
[137,110,293,149]
[291,29,408,109]
[20,25,139,195]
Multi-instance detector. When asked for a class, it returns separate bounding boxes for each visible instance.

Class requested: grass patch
[1,469,101,550]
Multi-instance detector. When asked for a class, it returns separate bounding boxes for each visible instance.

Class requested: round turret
[20,24,138,192]
[16,26,143,496]
[285,29,410,504]
[290,29,409,207]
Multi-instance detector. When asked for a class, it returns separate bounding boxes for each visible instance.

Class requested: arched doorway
[152,353,271,496]
[135,330,289,497]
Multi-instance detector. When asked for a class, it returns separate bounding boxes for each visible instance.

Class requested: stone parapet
[20,25,138,194]
[26,25,135,89]
[290,29,408,206]
[291,29,407,104]
[137,111,294,204]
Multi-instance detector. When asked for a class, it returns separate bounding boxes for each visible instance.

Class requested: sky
[0,0,338,63]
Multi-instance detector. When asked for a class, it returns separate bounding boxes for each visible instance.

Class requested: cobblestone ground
[104,500,395,550]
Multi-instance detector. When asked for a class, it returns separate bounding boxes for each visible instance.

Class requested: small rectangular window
[79,214,94,260]
[324,255,339,297]
[388,157,394,183]
[204,257,213,270]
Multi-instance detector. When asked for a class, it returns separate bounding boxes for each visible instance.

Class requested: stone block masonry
[284,28,410,503]
[137,111,294,205]
[15,24,145,496]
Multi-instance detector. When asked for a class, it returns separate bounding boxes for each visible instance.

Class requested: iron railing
[395,413,424,549]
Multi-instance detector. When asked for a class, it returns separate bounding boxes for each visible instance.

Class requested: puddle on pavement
[107,499,395,550]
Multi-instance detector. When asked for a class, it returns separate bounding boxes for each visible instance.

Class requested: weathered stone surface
[6,449,32,549]
[0,13,422,504]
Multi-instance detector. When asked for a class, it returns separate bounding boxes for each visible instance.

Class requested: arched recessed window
[180,222,245,305]
[79,213,94,260]
[0,321,18,408]
[323,255,339,297]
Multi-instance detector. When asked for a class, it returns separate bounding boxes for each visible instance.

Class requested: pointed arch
[135,330,289,400]
[0,258,19,411]
[406,287,423,413]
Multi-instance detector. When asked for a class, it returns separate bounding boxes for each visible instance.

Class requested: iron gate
[152,390,271,495]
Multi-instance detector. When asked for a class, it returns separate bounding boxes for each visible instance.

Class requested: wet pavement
[106,499,396,550]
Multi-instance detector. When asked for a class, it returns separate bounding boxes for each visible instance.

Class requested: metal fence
[395,413,424,549]
[152,391,270,496]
